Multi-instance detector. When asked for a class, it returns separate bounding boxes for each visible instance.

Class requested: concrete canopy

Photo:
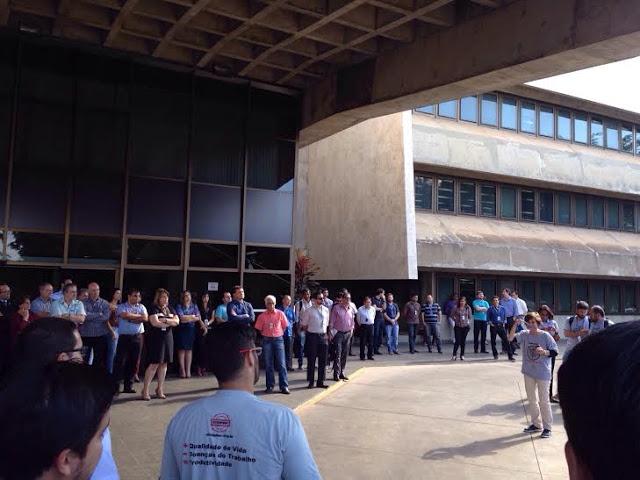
[416,211,640,279]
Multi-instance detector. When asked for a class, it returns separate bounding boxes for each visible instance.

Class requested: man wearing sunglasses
[161,322,321,479]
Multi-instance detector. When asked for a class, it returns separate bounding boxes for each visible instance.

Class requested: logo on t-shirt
[210,413,231,433]
[526,342,541,362]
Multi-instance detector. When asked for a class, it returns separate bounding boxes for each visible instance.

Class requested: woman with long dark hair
[195,292,213,376]
[451,296,472,361]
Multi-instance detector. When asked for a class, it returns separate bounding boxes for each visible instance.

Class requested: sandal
[141,393,151,401]
[155,389,167,399]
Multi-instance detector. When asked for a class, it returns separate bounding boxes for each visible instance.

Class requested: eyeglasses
[58,347,87,363]
[239,347,262,356]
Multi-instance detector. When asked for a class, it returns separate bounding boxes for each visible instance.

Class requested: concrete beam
[300,0,640,146]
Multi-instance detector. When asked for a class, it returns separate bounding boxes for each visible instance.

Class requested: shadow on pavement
[422,433,532,460]
[467,400,525,421]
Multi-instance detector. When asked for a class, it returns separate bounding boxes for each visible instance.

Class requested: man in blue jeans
[254,295,290,394]
[384,293,400,355]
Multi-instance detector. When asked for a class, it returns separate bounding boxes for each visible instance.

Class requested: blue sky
[527,56,640,114]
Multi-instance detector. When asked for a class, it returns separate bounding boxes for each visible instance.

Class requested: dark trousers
[306,332,328,385]
[425,323,441,352]
[283,333,293,370]
[490,324,513,359]
[453,326,470,356]
[82,334,109,370]
[407,323,418,353]
[359,324,374,359]
[505,317,518,351]
[113,334,142,389]
[332,331,352,378]
[473,320,488,353]
[549,355,556,399]
[373,316,384,351]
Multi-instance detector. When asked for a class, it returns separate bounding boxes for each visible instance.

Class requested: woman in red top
[255,295,290,395]
[10,295,37,349]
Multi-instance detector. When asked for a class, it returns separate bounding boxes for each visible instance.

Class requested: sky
[527,56,640,114]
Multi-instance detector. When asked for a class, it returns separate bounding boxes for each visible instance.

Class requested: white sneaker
[451,355,457,361]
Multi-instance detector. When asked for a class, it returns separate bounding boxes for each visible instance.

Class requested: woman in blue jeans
[255,295,290,394]
[384,293,400,354]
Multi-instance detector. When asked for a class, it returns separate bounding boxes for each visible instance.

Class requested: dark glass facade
[0,33,296,305]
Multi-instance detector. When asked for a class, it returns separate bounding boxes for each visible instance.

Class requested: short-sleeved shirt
[278,306,295,336]
[372,296,386,321]
[160,390,321,480]
[214,304,228,322]
[116,302,148,336]
[300,305,330,334]
[356,305,376,326]
[30,296,53,316]
[50,299,86,319]
[487,305,507,325]
[421,303,441,324]
[254,309,288,338]
[384,303,399,324]
[589,319,608,333]
[499,297,517,318]
[403,301,421,324]
[564,315,589,359]
[540,319,559,335]
[472,299,490,321]
[516,330,558,381]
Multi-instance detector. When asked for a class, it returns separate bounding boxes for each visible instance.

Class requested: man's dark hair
[207,322,256,384]
[576,300,589,310]
[13,317,78,371]
[376,288,385,295]
[409,292,418,298]
[300,288,311,295]
[231,285,243,295]
[127,287,141,296]
[62,283,77,294]
[492,295,500,301]
[502,288,511,295]
[312,290,323,300]
[558,322,640,480]
[0,362,115,480]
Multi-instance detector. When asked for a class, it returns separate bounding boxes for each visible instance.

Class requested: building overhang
[416,211,640,279]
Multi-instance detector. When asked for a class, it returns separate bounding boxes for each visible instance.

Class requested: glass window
[460,96,477,122]
[245,190,293,245]
[538,105,554,137]
[558,279,571,313]
[520,101,536,134]
[520,190,535,221]
[245,246,290,271]
[558,192,571,225]
[127,238,182,266]
[591,197,605,228]
[189,184,241,242]
[242,272,291,307]
[590,281,605,307]
[9,173,67,232]
[249,89,298,141]
[575,280,588,305]
[539,191,554,223]
[500,97,517,130]
[71,176,124,235]
[540,281,554,308]
[590,117,604,147]
[186,271,240,298]
[437,100,457,119]
[623,203,635,232]
[575,195,588,227]
[192,79,245,186]
[607,284,621,314]
[0,38,17,227]
[480,185,497,217]
[480,279,497,299]
[415,176,433,210]
[519,280,536,311]
[437,178,455,212]
[436,276,454,306]
[459,182,476,214]
[189,243,238,269]
[621,125,633,153]
[127,177,185,237]
[458,277,476,303]
[605,120,619,150]
[416,105,434,114]
[68,236,121,265]
[557,109,571,141]
[607,200,620,229]
[123,269,184,303]
[574,113,588,144]
[480,94,497,126]
[636,128,640,155]
[6,231,64,263]
[624,284,637,314]
[248,139,294,191]
[500,186,516,219]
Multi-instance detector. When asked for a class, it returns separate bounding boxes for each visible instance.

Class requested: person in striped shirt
[421,294,442,354]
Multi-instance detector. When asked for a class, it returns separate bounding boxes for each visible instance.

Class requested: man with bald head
[81,282,112,369]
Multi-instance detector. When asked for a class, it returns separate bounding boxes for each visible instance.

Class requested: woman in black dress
[141,288,179,401]
[195,293,213,376]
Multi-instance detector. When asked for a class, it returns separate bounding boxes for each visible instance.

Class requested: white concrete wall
[295,112,416,280]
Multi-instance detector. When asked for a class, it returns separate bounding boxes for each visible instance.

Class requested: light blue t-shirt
[472,299,490,321]
[116,303,148,336]
[517,330,558,382]
[214,304,228,322]
[90,427,119,480]
[161,390,321,480]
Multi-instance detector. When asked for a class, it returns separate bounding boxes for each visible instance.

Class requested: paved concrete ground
[110,341,567,479]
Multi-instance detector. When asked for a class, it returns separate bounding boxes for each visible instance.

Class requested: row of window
[415,174,637,231]
[416,93,640,155]
[3,231,290,271]
[435,274,638,315]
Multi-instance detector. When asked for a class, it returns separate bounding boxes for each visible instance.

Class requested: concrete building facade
[297,86,640,328]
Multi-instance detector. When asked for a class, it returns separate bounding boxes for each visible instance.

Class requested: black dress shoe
[280,388,290,395]
[316,383,329,389]
[308,383,314,389]
[367,357,375,360]
[123,387,136,394]
[264,388,273,394]
[339,375,349,381]
[287,368,295,372]
[333,375,340,381]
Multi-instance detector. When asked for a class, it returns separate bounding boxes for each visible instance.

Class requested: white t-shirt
[161,390,321,480]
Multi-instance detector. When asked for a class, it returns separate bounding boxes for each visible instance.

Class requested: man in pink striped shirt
[329,293,355,382]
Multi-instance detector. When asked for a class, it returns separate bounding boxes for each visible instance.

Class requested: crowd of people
[0,278,636,479]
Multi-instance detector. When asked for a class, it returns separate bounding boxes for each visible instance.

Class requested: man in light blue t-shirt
[161,322,321,480]
[472,291,490,354]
